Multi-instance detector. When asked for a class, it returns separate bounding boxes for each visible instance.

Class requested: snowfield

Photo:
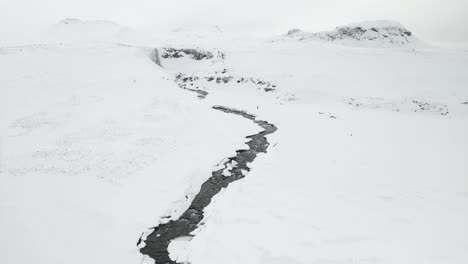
[0,43,259,264]
[163,33,468,264]
[1,19,468,264]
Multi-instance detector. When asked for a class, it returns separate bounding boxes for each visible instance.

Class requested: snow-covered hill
[46,18,133,43]
[277,20,422,48]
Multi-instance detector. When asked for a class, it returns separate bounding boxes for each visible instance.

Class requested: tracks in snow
[139,105,277,264]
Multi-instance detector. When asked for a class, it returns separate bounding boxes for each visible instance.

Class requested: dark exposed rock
[412,100,449,115]
[336,26,367,39]
[175,73,277,95]
[160,47,225,61]
[182,88,208,99]
[286,28,303,36]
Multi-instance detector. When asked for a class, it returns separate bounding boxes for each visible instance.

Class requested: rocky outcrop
[279,20,420,47]
[160,47,225,61]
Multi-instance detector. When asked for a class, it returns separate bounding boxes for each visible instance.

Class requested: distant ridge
[47,18,131,43]
[277,20,422,47]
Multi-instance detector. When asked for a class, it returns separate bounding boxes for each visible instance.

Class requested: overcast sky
[1,0,467,43]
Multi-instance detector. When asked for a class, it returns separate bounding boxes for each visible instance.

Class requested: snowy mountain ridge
[278,20,421,47]
[57,18,121,26]
[47,18,132,43]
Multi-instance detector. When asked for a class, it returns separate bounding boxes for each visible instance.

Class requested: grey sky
[0,0,467,43]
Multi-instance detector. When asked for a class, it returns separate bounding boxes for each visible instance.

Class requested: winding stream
[139,105,277,264]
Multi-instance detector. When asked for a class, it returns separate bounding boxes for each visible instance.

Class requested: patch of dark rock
[214,69,228,74]
[183,88,209,99]
[337,26,367,39]
[175,73,277,93]
[216,76,233,84]
[346,98,362,107]
[411,100,449,115]
[161,48,225,61]
[318,112,337,119]
[287,28,303,36]
[140,106,277,264]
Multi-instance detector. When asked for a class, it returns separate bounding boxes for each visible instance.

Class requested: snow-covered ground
[0,29,259,264]
[1,19,468,264]
[156,23,468,264]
